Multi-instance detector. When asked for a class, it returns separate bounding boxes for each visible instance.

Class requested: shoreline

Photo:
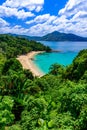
[17,51,45,77]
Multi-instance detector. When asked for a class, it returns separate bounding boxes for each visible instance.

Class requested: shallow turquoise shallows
[33,41,87,74]
[33,52,78,73]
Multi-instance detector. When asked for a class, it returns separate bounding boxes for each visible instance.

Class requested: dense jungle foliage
[0,34,51,58]
[0,34,87,130]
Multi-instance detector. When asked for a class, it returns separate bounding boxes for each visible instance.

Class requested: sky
[0,0,87,37]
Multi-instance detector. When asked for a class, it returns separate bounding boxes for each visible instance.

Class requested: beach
[17,51,45,77]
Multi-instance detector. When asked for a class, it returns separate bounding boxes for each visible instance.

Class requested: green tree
[49,63,64,76]
[2,58,23,75]
[0,96,14,129]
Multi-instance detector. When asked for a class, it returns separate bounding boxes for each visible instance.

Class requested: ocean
[33,41,87,74]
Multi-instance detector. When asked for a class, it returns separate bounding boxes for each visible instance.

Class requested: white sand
[17,51,45,77]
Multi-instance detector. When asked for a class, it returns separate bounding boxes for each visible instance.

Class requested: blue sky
[0,0,87,37]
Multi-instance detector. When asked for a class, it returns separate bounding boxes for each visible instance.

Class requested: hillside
[0,34,87,130]
[10,31,87,41]
[0,34,51,58]
[41,31,87,41]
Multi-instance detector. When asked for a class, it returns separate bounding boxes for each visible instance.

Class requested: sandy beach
[17,51,45,77]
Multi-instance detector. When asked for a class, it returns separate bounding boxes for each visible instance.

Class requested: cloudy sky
[0,0,87,37]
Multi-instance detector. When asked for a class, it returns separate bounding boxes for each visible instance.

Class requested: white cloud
[25,14,57,36]
[3,0,44,12]
[57,0,87,37]
[0,0,87,37]
[0,25,29,35]
[27,23,56,36]
[35,6,43,12]
[71,11,87,22]
[59,0,87,17]
[26,14,56,24]
[53,15,69,25]
[0,6,34,19]
[0,18,9,26]
[24,0,87,37]
[0,0,44,19]
[16,9,35,19]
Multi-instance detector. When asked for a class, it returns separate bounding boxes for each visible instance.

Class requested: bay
[39,41,87,52]
[33,41,87,73]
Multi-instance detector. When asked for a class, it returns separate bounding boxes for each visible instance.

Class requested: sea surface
[33,41,87,73]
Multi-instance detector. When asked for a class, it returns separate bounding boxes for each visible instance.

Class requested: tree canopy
[0,34,51,58]
[0,34,87,130]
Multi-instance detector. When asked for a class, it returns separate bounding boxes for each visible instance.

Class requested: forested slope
[0,34,87,130]
[0,34,51,58]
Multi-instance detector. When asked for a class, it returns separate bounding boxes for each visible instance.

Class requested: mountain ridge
[8,31,87,41]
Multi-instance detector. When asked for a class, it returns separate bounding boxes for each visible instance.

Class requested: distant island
[10,31,87,41]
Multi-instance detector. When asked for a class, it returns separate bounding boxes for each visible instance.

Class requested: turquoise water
[33,41,87,73]
[33,52,78,73]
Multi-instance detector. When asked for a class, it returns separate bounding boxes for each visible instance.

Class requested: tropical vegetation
[0,34,87,130]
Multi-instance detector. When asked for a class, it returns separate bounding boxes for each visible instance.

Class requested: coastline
[17,51,45,77]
